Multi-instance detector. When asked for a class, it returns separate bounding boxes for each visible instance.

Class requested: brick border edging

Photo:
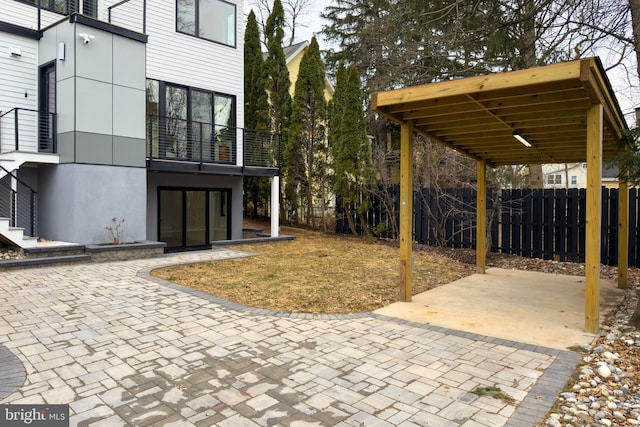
[0,344,26,401]
[139,263,579,426]
[505,351,582,426]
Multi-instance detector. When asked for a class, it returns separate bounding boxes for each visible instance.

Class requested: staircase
[0,218,37,248]
[0,108,60,248]
[0,164,39,249]
[0,151,59,179]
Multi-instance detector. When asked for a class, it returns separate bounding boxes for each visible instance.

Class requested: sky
[242,0,330,45]
[241,1,638,125]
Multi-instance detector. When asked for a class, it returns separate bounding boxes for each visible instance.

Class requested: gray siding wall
[146,173,243,241]
[38,164,146,244]
[40,20,146,166]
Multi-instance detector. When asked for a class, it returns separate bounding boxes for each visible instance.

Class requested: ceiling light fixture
[513,132,532,148]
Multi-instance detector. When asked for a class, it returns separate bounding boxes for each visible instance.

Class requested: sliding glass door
[159,188,230,251]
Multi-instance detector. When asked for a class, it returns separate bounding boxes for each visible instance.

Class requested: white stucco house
[0,0,280,250]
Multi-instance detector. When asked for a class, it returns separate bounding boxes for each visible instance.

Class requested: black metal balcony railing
[108,0,147,34]
[0,108,57,154]
[146,115,281,170]
[0,165,37,237]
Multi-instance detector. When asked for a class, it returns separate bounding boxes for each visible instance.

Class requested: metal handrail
[0,164,38,236]
[0,108,56,153]
[108,0,147,33]
[146,114,281,169]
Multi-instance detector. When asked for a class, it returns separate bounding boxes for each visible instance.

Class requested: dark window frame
[157,186,231,250]
[146,78,237,162]
[175,0,237,48]
[151,79,236,132]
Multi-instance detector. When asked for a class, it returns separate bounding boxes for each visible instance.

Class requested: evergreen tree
[264,0,291,136]
[285,37,328,228]
[244,10,268,131]
[328,61,347,148]
[263,0,292,220]
[330,66,375,236]
[243,9,270,218]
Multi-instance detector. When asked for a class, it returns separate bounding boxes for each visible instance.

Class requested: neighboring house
[283,40,335,220]
[0,0,280,250]
[602,165,620,189]
[542,163,587,189]
[283,40,334,103]
[542,163,621,189]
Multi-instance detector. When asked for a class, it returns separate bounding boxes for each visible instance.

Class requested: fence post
[618,180,629,288]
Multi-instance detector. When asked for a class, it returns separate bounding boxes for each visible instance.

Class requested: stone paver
[0,249,580,426]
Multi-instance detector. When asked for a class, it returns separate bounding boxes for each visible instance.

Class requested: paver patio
[0,249,580,426]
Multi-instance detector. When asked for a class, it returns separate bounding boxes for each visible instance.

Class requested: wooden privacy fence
[335,186,640,267]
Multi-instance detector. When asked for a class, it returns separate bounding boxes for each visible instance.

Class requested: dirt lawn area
[151,225,475,314]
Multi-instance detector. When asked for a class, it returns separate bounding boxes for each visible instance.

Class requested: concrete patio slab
[375,267,625,350]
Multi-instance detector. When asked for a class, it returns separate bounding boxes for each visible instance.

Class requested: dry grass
[151,225,475,314]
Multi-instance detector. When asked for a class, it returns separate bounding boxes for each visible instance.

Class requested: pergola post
[618,177,629,289]
[476,160,487,274]
[585,103,603,333]
[399,120,414,302]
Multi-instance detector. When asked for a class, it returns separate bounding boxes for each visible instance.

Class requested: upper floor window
[547,174,562,185]
[177,0,236,47]
[18,0,97,17]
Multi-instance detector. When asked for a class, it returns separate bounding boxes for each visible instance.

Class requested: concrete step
[23,244,86,259]
[0,218,37,248]
[0,254,92,270]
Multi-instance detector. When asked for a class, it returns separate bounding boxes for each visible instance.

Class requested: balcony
[146,115,281,176]
[0,0,145,33]
[0,108,56,154]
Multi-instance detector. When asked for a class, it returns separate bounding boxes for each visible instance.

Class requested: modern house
[0,0,280,251]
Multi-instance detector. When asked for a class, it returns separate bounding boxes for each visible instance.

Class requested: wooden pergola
[371,57,629,333]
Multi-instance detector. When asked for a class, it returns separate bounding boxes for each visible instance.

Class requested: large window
[146,79,236,163]
[177,0,236,47]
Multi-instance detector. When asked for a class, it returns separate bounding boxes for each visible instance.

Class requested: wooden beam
[580,58,627,140]
[418,107,586,129]
[373,60,582,109]
[399,120,414,302]
[398,88,589,121]
[412,128,485,164]
[476,159,487,274]
[585,103,603,334]
[619,177,629,289]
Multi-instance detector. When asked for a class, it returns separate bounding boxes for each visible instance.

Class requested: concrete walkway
[0,249,582,426]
